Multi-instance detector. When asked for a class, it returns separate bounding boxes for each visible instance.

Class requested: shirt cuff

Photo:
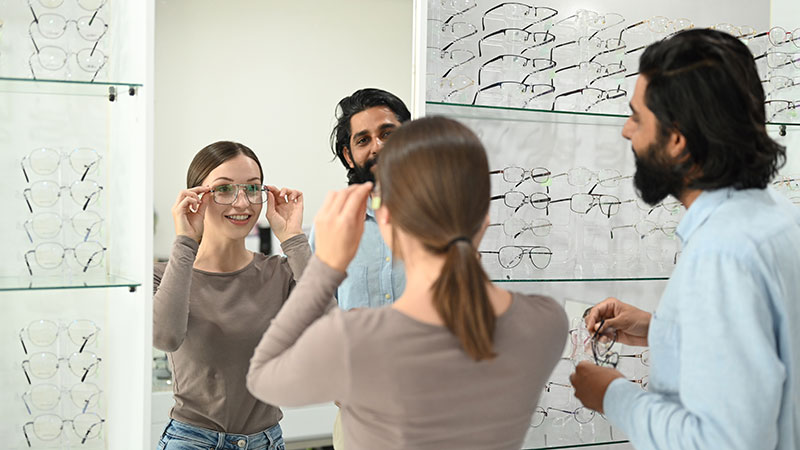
[603,376,643,429]
[280,233,309,253]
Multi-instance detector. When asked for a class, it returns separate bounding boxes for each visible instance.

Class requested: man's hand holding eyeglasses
[570,361,624,414]
[585,297,651,347]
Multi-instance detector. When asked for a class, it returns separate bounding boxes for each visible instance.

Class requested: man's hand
[585,297,652,347]
[314,183,372,272]
[570,361,625,413]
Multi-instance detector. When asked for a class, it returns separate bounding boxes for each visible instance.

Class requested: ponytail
[431,238,495,361]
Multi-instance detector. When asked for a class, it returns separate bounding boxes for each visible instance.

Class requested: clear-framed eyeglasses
[481,3,558,31]
[479,245,553,270]
[29,46,108,82]
[439,0,477,25]
[619,349,650,366]
[24,241,107,275]
[551,167,631,188]
[23,179,103,212]
[23,210,103,243]
[762,76,800,96]
[543,381,572,393]
[765,100,800,121]
[546,406,596,424]
[427,47,475,78]
[530,406,547,428]
[754,51,800,70]
[628,375,650,390]
[429,20,479,52]
[488,217,552,238]
[711,23,757,38]
[22,382,102,414]
[22,412,105,447]
[207,184,268,205]
[21,147,102,182]
[551,86,628,112]
[478,28,556,57]
[31,0,107,13]
[28,13,108,45]
[22,351,102,384]
[610,220,678,240]
[19,319,100,354]
[748,26,800,48]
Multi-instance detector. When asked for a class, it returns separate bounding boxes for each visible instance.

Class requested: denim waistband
[164,419,282,449]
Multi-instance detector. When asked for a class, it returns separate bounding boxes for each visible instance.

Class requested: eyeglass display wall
[0,1,152,449]
[414,0,798,449]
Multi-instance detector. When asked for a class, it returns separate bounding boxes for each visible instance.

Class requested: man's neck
[679,188,703,209]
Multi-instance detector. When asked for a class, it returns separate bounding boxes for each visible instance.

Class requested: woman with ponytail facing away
[246,117,568,450]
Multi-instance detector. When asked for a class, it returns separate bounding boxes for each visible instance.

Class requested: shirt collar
[675,187,733,244]
[365,197,376,221]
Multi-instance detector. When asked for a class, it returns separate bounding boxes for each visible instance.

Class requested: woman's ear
[375,205,391,225]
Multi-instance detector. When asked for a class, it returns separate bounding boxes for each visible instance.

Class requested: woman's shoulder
[506,291,568,331]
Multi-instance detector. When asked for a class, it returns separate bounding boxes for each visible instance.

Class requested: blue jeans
[156,419,285,450]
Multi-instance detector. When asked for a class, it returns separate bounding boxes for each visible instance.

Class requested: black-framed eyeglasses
[619,349,650,366]
[440,0,477,25]
[480,3,558,31]
[590,318,618,368]
[472,81,555,108]
[765,100,800,121]
[478,28,556,57]
[489,165,551,187]
[492,189,626,217]
[208,184,268,205]
[479,245,553,270]
[477,54,555,85]
[616,16,694,42]
[551,86,628,112]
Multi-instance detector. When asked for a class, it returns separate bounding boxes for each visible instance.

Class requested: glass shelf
[0,274,141,292]
[492,277,669,283]
[0,77,143,97]
[523,439,630,450]
[426,101,800,129]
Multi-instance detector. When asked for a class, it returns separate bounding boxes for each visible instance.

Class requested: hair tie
[446,236,471,249]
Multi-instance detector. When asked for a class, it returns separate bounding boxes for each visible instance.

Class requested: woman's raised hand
[314,182,372,272]
[266,186,304,243]
[172,186,211,243]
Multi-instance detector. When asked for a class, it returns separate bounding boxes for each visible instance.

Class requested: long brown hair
[186,141,263,188]
[376,116,494,361]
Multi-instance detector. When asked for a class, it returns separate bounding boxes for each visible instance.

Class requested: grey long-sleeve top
[247,256,568,450]
[153,234,311,434]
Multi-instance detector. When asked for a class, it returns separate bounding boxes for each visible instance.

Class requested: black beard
[632,140,685,206]
[347,156,378,185]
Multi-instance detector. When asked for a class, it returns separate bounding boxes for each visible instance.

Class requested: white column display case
[414,0,798,449]
[0,0,153,449]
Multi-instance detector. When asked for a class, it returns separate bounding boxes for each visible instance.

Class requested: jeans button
[237,439,246,448]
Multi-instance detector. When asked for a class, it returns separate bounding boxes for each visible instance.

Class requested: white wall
[154,0,413,258]
[771,0,800,27]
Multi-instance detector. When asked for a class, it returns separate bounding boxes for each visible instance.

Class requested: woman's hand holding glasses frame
[22,382,102,415]
[22,412,105,447]
[23,179,103,212]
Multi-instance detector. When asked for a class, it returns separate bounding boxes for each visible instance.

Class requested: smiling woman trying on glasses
[153,141,309,450]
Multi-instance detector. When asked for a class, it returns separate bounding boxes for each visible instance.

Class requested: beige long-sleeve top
[153,234,311,434]
[247,256,568,450]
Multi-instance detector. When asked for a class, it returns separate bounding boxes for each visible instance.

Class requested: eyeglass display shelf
[0,76,143,97]
[523,440,630,450]
[426,101,800,129]
[0,274,141,292]
[492,276,669,283]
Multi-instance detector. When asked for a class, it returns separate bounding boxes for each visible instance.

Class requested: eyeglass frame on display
[23,210,104,243]
[480,3,558,32]
[428,47,476,78]
[478,27,556,57]
[28,45,108,82]
[477,53,556,85]
[479,245,553,270]
[472,80,556,109]
[22,412,105,447]
[21,147,102,183]
[21,350,103,384]
[24,240,107,275]
[609,219,679,240]
[21,382,102,415]
[19,318,100,354]
[23,179,104,212]
[488,217,552,239]
[489,165,551,187]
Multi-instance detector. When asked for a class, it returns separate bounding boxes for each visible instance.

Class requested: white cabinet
[0,0,153,448]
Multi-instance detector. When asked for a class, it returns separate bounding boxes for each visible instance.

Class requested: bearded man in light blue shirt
[570,30,800,450]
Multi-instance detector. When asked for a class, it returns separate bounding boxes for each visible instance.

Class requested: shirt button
[385,294,391,299]
[385,257,390,262]
[237,439,246,448]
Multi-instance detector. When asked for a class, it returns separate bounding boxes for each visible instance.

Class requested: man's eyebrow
[379,123,398,131]
[352,130,369,142]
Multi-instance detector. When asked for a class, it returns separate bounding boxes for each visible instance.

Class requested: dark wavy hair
[638,29,785,190]
[330,88,411,183]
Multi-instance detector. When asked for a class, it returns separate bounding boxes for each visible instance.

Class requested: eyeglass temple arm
[443,2,476,25]
[81,419,104,444]
[81,358,102,382]
[617,20,645,41]
[22,361,32,384]
[23,422,33,447]
[21,158,31,183]
[19,329,29,354]
[82,249,106,273]
[24,251,35,276]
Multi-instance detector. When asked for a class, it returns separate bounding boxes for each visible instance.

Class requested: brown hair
[376,116,494,361]
[186,141,264,188]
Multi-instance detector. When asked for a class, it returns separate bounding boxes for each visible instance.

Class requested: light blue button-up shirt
[604,187,800,450]
[309,203,405,310]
